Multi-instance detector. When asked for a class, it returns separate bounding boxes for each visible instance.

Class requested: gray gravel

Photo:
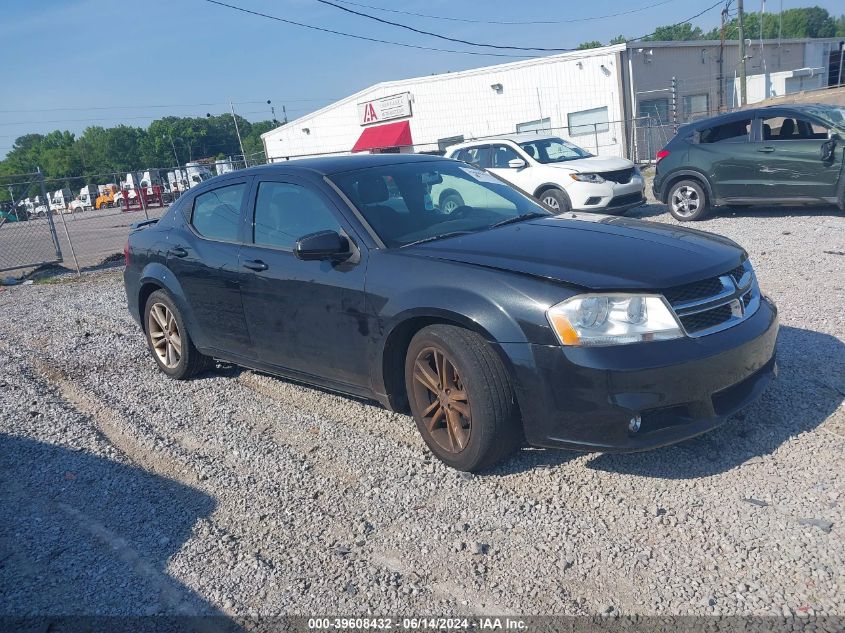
[0,201,843,618]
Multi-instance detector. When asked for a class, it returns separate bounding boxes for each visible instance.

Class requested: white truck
[49,188,74,214]
[68,185,99,212]
[185,162,214,188]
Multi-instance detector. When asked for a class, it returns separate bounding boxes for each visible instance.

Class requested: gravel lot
[1,199,844,619]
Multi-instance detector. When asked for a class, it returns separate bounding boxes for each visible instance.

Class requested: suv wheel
[144,290,213,379]
[668,180,709,221]
[539,189,570,213]
[405,325,521,472]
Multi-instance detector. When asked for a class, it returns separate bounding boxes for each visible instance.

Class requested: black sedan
[124,154,778,471]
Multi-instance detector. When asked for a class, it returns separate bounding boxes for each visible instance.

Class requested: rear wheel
[668,179,709,221]
[405,325,521,472]
[144,290,212,379]
[538,188,570,213]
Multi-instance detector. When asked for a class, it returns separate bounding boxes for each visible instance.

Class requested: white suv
[445,134,645,215]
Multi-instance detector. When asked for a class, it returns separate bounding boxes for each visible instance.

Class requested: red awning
[351,121,413,153]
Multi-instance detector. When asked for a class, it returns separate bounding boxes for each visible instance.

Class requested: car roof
[447,133,564,150]
[235,153,448,178]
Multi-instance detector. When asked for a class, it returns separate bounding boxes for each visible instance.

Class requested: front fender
[365,252,571,403]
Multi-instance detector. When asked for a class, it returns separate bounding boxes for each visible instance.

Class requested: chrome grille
[665,261,759,337]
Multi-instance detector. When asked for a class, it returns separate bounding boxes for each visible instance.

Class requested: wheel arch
[137,262,194,334]
[532,183,571,206]
[660,170,714,204]
[377,309,522,415]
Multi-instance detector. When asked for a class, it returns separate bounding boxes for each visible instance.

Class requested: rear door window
[191,182,246,241]
[455,146,491,169]
[699,119,751,144]
[761,115,830,140]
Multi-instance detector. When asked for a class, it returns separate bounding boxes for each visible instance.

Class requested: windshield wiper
[488,212,548,229]
[401,230,475,248]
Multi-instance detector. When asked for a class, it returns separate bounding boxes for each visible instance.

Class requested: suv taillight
[656,149,670,162]
[123,241,130,266]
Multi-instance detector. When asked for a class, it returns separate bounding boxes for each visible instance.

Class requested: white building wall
[262,47,628,161]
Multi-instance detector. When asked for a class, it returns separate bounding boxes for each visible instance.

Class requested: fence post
[40,167,81,276]
[671,76,678,133]
[37,167,63,263]
[138,178,150,220]
[593,123,600,155]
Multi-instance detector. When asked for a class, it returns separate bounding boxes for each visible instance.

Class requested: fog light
[628,415,642,433]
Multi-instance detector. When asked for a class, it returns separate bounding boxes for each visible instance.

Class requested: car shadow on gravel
[0,434,240,629]
[583,325,845,479]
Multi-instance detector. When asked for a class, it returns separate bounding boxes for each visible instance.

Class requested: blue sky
[1,0,841,157]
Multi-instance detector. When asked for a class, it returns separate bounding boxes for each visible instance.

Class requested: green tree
[609,35,628,44]
[577,40,603,49]
[642,22,703,41]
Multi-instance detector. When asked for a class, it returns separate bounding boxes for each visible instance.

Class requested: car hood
[542,156,634,173]
[403,213,745,290]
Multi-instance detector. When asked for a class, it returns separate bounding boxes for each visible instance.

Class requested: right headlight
[546,294,684,347]
[570,173,606,184]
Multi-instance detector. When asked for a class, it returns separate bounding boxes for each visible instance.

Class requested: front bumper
[502,296,778,451]
[568,176,646,212]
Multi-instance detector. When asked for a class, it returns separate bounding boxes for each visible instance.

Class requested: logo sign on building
[358,92,412,126]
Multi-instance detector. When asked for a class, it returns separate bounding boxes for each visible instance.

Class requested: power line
[202,0,535,58]
[329,0,674,25]
[0,98,337,115]
[315,0,572,51]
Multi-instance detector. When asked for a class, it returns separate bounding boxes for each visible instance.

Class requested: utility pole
[719,3,727,112]
[738,0,747,106]
[229,101,248,168]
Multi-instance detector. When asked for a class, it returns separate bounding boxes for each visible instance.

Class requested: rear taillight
[656,149,670,162]
[123,241,130,266]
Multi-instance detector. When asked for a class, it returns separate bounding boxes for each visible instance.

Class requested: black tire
[404,325,521,472]
[439,191,465,214]
[144,289,213,380]
[538,188,570,213]
[667,179,710,221]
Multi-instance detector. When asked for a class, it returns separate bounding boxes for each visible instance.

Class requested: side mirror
[820,138,837,162]
[294,230,351,262]
[507,158,527,169]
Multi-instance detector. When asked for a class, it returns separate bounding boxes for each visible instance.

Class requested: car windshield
[328,160,550,248]
[804,106,845,130]
[518,137,592,163]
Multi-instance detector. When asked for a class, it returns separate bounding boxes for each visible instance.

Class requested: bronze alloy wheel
[410,346,471,454]
[147,302,182,368]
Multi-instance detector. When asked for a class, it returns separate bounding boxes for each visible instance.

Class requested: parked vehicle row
[125,154,777,471]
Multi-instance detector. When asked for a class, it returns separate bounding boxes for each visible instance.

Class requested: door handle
[242,259,268,272]
[168,246,188,258]
[757,146,775,153]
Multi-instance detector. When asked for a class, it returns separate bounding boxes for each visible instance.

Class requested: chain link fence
[0,169,65,273]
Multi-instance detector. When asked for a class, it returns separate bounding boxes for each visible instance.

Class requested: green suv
[653,104,845,221]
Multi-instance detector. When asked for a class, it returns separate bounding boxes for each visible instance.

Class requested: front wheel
[144,290,212,379]
[668,179,709,221]
[538,188,570,213]
[405,325,521,472]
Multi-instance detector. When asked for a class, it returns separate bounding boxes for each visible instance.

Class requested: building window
[638,99,669,124]
[437,135,464,153]
[683,94,709,121]
[516,118,551,134]
[568,107,609,136]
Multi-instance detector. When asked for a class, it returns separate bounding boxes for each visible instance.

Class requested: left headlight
[546,294,684,347]
[570,173,606,184]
